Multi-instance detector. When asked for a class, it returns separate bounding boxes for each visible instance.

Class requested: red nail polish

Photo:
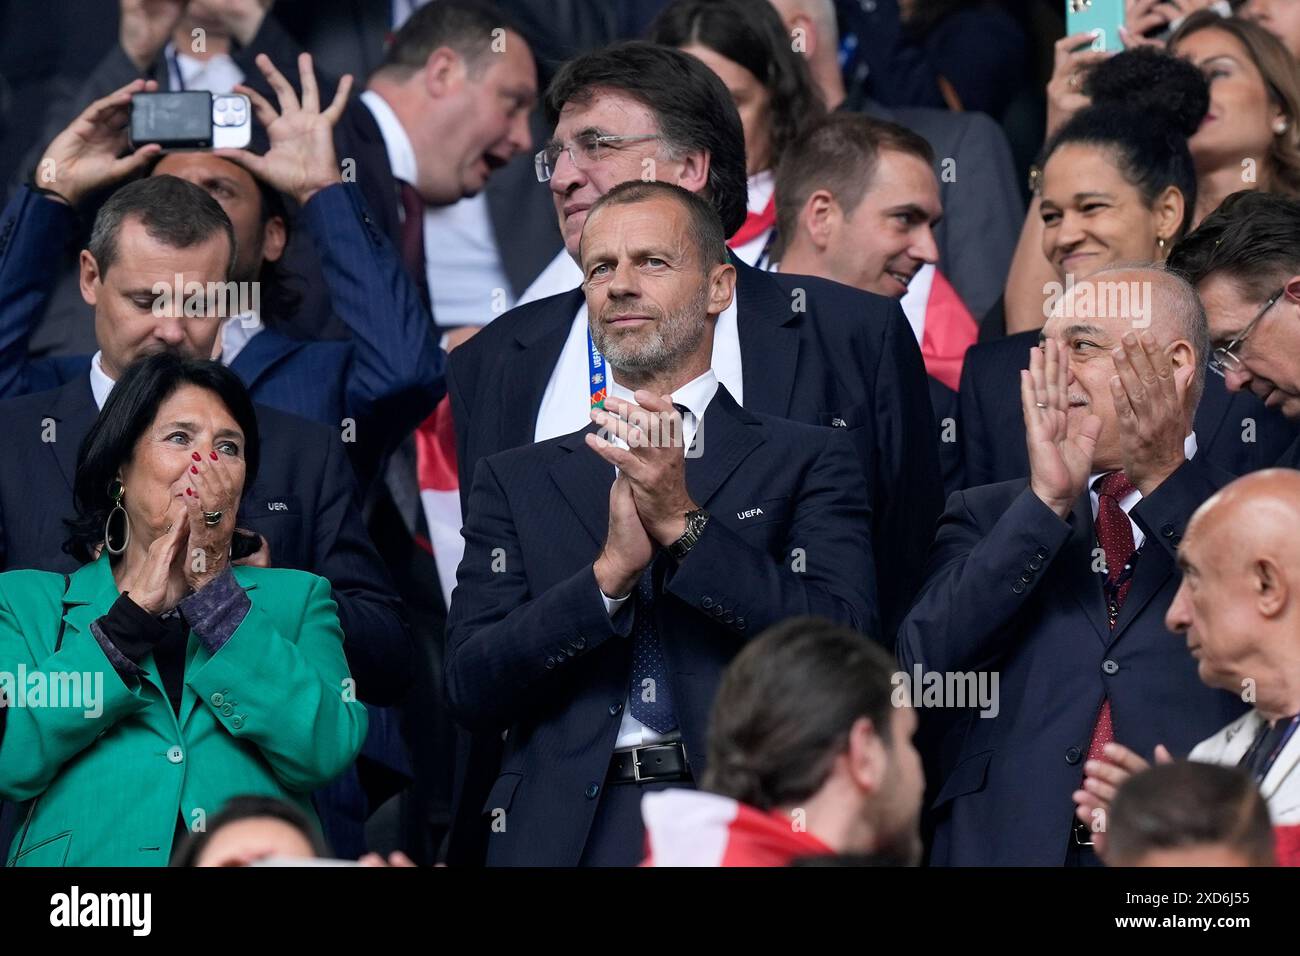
[192,452,201,461]
[190,465,198,474]
[210,451,218,460]
[186,488,193,496]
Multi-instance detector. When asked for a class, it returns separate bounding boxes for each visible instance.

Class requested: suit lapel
[1060,493,1110,644]
[734,261,799,418]
[684,387,765,509]
[549,424,612,548]
[1108,531,1174,645]
[1192,370,1234,456]
[500,290,584,450]
[44,378,99,494]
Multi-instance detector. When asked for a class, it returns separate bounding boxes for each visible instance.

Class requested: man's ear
[789,13,818,58]
[261,215,287,264]
[423,46,465,98]
[845,715,886,795]
[707,261,737,316]
[1166,337,1196,403]
[802,190,839,253]
[79,250,102,307]
[674,150,712,196]
[1255,556,1290,619]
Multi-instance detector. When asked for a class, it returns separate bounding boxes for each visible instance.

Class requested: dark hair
[87,175,236,280]
[1167,189,1300,300]
[1044,48,1206,241]
[649,0,825,173]
[1171,10,1300,197]
[250,168,303,324]
[774,114,935,259]
[65,353,261,563]
[171,795,329,866]
[583,180,728,271]
[1106,762,1275,865]
[703,617,897,811]
[545,42,748,236]
[376,0,525,79]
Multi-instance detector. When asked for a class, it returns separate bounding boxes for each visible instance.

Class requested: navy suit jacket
[444,386,877,865]
[448,260,942,640]
[959,330,1299,488]
[0,183,445,489]
[899,457,1249,866]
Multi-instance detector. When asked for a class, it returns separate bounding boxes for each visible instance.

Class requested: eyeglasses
[534,132,662,183]
[1209,287,1286,377]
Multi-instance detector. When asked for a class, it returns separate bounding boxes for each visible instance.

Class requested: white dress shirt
[89,352,116,411]
[593,368,719,751]
[1087,433,1199,549]
[167,43,244,94]
[534,299,742,443]
[360,91,512,328]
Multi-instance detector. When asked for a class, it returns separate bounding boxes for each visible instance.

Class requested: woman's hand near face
[117,497,190,615]
[182,449,242,592]
[1047,34,1110,139]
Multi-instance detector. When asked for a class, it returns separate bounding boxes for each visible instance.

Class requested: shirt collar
[1089,433,1199,493]
[607,368,718,453]
[360,89,419,185]
[89,352,115,411]
[217,313,263,366]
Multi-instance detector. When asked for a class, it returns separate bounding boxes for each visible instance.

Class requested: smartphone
[1065,0,1125,53]
[230,529,263,562]
[129,91,252,150]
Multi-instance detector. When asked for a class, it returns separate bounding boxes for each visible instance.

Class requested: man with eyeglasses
[1168,192,1300,459]
[445,40,942,865]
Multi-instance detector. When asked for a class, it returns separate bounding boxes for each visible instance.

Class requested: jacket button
[221,703,234,716]
[1035,546,1049,559]
[1028,557,1042,571]
[1161,523,1176,538]
[1012,582,1025,594]
[167,747,184,764]
[713,606,724,617]
[1019,572,1032,583]
[736,618,746,630]
[232,715,245,729]
[544,657,556,669]
[608,702,623,716]
[210,692,224,706]
[1102,659,1119,675]
[702,596,713,609]
[723,612,735,624]
[1065,746,1082,765]
[573,636,586,650]
[585,783,600,799]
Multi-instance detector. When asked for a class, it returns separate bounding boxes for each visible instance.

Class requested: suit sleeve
[0,579,152,802]
[664,428,878,639]
[443,457,635,732]
[898,486,1073,676]
[312,432,414,705]
[447,346,476,519]
[0,187,78,399]
[957,348,993,489]
[872,299,945,637]
[300,182,445,451]
[186,575,369,792]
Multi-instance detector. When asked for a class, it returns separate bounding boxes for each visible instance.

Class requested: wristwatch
[667,509,710,561]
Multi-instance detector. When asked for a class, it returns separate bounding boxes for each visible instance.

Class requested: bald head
[1167,469,1300,714]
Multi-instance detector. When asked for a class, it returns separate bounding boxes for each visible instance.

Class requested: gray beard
[593,284,709,380]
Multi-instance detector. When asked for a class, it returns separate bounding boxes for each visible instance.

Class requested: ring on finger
[1068,72,1080,91]
[202,510,224,527]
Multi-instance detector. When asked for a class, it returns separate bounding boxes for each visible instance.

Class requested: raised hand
[1072,741,1174,856]
[1023,338,1102,519]
[1121,0,1173,49]
[1046,33,1109,139]
[587,392,699,547]
[214,52,353,206]
[116,496,191,615]
[37,78,162,207]
[181,448,243,591]
[189,0,275,45]
[1110,331,1194,496]
[593,473,655,600]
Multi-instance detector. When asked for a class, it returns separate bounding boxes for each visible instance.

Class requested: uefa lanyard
[586,326,607,409]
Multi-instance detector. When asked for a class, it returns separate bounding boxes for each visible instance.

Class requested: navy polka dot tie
[628,564,677,735]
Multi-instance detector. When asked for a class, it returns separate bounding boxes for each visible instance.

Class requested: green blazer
[0,556,368,866]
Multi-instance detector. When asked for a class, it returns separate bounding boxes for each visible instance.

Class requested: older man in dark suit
[901,265,1249,866]
[446,181,876,866]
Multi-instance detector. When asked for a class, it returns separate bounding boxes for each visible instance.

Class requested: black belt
[608,742,692,784]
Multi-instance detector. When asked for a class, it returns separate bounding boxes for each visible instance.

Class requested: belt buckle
[632,747,647,783]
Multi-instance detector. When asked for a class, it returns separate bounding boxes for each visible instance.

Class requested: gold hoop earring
[105,479,130,556]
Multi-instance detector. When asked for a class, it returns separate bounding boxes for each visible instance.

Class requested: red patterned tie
[1087,471,1137,763]
[396,179,432,311]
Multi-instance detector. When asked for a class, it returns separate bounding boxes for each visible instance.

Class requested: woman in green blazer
[0,355,367,866]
